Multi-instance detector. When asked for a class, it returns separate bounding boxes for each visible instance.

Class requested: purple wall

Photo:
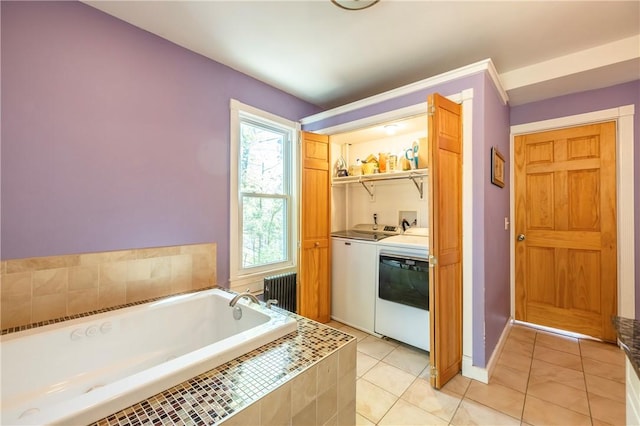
[482,74,511,363]
[0,1,320,287]
[511,80,640,319]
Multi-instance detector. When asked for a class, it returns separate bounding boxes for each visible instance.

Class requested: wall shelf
[332,168,428,199]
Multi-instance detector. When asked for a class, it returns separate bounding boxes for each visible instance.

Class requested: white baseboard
[462,318,512,384]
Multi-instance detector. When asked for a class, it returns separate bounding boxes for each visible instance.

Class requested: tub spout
[229,291,259,307]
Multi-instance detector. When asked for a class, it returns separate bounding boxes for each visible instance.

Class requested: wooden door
[299,131,331,323]
[514,122,617,341]
[428,93,463,388]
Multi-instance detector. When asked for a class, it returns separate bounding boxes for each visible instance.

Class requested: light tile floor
[327,320,627,426]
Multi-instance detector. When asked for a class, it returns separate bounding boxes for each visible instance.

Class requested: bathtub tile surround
[88,315,356,426]
[0,243,216,330]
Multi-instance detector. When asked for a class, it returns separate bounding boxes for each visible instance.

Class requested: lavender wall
[482,74,511,363]
[511,80,640,319]
[0,1,320,287]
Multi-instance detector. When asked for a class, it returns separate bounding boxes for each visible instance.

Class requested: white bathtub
[0,288,297,425]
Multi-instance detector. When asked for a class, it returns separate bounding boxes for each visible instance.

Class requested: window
[230,100,298,286]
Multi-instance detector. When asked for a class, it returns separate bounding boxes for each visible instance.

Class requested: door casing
[510,105,636,321]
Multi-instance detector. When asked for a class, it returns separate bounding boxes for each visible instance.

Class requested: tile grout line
[519,329,539,424]
[578,338,596,426]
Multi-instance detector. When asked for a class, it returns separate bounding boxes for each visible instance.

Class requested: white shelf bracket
[409,175,424,199]
[359,180,375,200]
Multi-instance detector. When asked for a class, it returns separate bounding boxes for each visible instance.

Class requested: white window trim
[229,99,300,292]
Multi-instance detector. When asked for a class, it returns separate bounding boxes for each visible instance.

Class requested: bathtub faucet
[229,291,260,307]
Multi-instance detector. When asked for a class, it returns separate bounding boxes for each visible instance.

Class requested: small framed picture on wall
[491,146,505,188]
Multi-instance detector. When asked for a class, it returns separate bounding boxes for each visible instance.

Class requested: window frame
[229,99,298,289]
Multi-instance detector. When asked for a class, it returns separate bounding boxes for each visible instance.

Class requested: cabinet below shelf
[332,168,428,199]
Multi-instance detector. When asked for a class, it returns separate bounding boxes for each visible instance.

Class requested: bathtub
[0,288,297,425]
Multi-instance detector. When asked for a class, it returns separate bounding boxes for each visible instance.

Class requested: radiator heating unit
[263,272,297,313]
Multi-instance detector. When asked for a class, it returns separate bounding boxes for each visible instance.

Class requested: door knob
[314,241,320,247]
[517,234,526,241]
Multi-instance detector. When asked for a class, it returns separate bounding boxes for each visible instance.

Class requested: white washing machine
[375,228,430,351]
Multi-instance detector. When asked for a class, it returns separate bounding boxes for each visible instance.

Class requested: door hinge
[429,255,438,267]
[430,366,438,378]
[428,105,436,116]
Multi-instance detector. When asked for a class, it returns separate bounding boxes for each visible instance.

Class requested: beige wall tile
[317,384,337,425]
[68,265,99,290]
[192,253,216,288]
[100,262,127,287]
[1,272,33,297]
[260,382,291,426]
[338,340,357,377]
[150,257,171,279]
[127,259,151,282]
[33,268,68,296]
[2,243,218,325]
[126,278,170,303]
[136,246,180,259]
[337,399,356,426]
[180,243,216,255]
[171,254,192,277]
[7,255,80,273]
[32,293,66,322]
[317,352,338,395]
[68,288,99,316]
[292,365,318,416]
[170,275,192,293]
[337,368,356,412]
[292,400,316,426]
[99,284,126,309]
[80,250,136,266]
[1,293,32,329]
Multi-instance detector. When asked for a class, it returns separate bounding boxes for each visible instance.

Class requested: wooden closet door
[428,93,463,388]
[514,122,617,341]
[299,131,331,323]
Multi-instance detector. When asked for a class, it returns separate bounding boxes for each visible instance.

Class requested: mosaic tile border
[90,314,354,426]
[0,286,216,335]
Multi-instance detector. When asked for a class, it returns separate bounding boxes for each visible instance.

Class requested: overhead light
[384,124,398,135]
[331,0,379,11]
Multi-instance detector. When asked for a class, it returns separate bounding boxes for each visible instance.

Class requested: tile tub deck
[2,289,357,426]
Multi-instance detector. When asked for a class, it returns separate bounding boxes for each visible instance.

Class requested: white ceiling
[85,0,640,109]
